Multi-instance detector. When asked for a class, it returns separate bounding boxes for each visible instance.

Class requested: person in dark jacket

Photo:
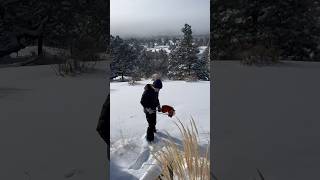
[140,84,160,142]
[97,94,110,160]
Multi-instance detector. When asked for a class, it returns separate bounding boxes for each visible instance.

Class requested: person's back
[140,85,159,110]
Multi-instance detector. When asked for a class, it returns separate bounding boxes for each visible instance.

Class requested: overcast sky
[110,0,210,38]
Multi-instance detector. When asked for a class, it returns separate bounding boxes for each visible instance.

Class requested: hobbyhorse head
[161,105,175,118]
[168,109,175,117]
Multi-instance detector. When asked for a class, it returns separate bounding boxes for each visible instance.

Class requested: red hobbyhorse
[160,105,175,118]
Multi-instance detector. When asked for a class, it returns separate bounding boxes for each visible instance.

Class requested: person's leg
[152,112,157,133]
[146,112,156,133]
[145,113,154,142]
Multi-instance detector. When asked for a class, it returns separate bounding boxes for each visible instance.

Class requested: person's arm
[155,92,161,111]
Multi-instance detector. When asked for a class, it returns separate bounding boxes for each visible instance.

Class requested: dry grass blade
[153,118,210,180]
[256,169,265,180]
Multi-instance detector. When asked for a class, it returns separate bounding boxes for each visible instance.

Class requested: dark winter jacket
[140,88,160,110]
[153,79,163,90]
[97,94,110,159]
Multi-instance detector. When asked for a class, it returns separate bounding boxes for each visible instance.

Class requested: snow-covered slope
[213,61,320,180]
[110,80,210,179]
[0,62,109,180]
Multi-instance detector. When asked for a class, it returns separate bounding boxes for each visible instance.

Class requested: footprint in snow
[64,168,84,179]
[128,133,165,170]
[128,146,150,170]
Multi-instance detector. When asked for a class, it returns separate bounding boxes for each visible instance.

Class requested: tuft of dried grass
[153,118,210,180]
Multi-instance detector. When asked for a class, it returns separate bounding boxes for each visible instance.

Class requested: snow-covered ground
[8,46,108,61]
[9,46,69,58]
[198,46,208,54]
[146,45,171,54]
[110,80,210,179]
[146,45,207,55]
[0,62,109,180]
[213,61,320,180]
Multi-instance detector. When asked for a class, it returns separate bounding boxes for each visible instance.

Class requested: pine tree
[138,49,153,77]
[110,36,136,81]
[0,0,109,58]
[0,0,51,57]
[240,0,319,61]
[168,24,199,80]
[212,0,320,61]
[194,45,210,80]
[155,49,169,76]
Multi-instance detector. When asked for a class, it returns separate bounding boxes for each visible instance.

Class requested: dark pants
[145,112,156,142]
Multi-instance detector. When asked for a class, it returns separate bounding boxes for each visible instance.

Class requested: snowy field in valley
[146,45,171,54]
[146,45,208,55]
[213,61,320,180]
[110,80,210,179]
[0,62,109,180]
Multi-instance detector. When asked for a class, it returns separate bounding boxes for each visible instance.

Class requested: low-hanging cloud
[111,0,210,38]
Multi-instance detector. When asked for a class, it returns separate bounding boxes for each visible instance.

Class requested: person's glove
[157,105,162,112]
[145,108,154,114]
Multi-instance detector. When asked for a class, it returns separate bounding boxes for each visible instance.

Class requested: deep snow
[110,79,210,179]
[0,62,109,180]
[213,61,320,180]
[9,46,69,58]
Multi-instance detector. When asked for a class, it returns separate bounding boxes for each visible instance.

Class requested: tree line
[212,0,320,61]
[0,0,109,59]
[111,24,210,81]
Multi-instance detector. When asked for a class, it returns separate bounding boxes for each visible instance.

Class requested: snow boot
[146,127,154,142]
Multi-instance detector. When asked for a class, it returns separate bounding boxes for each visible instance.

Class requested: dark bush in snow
[240,44,280,65]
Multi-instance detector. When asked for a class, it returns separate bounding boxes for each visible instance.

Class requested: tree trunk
[38,35,43,56]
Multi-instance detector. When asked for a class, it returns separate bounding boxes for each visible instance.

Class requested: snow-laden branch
[15,16,48,38]
[0,16,48,57]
